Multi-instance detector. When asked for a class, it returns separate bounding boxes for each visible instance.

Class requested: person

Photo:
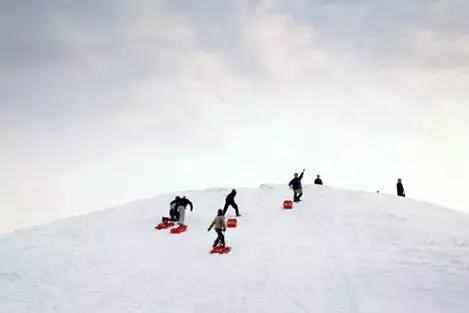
[177,196,193,226]
[169,196,181,221]
[223,189,240,216]
[314,174,323,185]
[289,169,305,202]
[178,196,193,212]
[397,178,405,197]
[208,209,226,248]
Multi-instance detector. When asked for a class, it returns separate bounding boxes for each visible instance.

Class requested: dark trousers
[170,208,179,221]
[223,201,240,216]
[293,190,303,202]
[213,229,225,248]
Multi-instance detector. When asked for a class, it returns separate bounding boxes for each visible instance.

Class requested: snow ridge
[1,185,469,313]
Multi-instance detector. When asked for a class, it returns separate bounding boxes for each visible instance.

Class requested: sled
[283,200,293,209]
[227,218,237,228]
[170,225,188,234]
[155,222,174,230]
[210,246,231,254]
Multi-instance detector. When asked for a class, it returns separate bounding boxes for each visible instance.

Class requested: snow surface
[1,184,469,313]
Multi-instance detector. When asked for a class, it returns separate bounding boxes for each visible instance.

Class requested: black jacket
[179,197,194,211]
[397,183,405,196]
[225,191,236,204]
[170,198,180,208]
[314,178,323,185]
[289,172,304,190]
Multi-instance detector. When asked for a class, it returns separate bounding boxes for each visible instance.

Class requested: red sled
[226,218,237,228]
[170,225,188,234]
[210,246,231,254]
[155,222,174,230]
[283,200,293,209]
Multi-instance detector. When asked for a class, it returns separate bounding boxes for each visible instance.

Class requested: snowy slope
[1,184,469,313]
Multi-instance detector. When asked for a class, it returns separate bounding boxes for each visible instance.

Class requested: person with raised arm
[289,169,305,202]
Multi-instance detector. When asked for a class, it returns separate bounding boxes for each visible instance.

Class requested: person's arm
[288,178,294,187]
[299,169,305,180]
[189,200,193,211]
[208,220,215,231]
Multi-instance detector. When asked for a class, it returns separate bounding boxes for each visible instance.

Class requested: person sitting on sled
[208,209,226,248]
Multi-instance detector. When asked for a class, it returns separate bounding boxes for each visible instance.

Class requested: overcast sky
[1,0,468,233]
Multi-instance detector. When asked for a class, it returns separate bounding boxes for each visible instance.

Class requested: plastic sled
[155,222,174,230]
[170,225,188,234]
[283,200,293,209]
[210,246,231,254]
[227,218,237,228]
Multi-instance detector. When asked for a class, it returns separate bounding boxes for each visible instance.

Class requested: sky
[1,0,468,233]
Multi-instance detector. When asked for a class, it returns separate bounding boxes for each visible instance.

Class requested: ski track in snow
[1,185,469,313]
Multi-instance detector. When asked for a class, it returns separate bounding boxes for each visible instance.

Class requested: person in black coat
[175,196,194,226]
[223,189,240,216]
[169,196,181,221]
[397,178,405,197]
[289,169,305,202]
[178,196,193,212]
[314,174,323,185]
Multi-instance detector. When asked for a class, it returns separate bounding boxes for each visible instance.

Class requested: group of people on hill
[164,170,406,249]
[288,169,406,201]
[167,189,240,248]
[288,169,323,202]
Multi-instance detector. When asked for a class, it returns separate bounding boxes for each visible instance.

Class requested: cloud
[241,12,331,81]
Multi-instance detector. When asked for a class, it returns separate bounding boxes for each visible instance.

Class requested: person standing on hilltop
[223,189,241,217]
[289,169,305,202]
[397,178,406,197]
[314,174,323,185]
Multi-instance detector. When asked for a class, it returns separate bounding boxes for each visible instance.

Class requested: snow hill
[1,184,469,313]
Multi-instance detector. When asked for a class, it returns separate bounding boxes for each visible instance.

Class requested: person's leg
[222,202,229,215]
[232,202,240,216]
[213,230,222,247]
[220,231,225,247]
[169,209,176,221]
[178,206,186,225]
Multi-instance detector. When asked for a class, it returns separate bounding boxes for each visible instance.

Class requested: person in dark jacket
[397,178,405,197]
[176,196,193,226]
[223,189,240,216]
[208,209,226,248]
[314,174,323,185]
[169,196,181,221]
[289,169,305,202]
[178,196,193,212]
